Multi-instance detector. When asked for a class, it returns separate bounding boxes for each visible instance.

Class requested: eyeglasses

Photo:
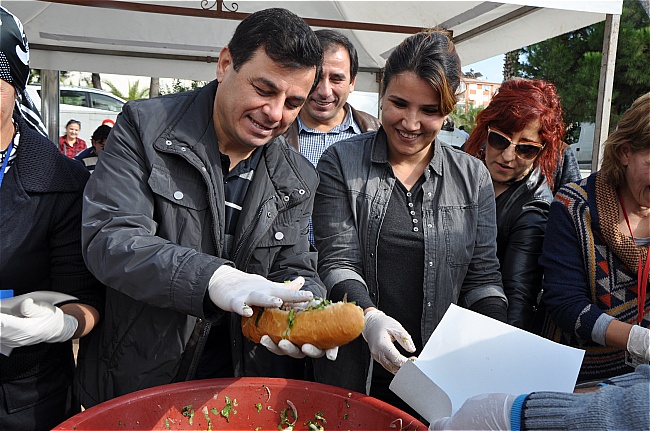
[487,127,544,160]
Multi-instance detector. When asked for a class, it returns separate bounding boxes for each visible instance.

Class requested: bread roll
[241,301,364,350]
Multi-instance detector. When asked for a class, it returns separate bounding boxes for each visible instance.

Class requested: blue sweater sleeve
[539,193,605,341]
[519,375,650,430]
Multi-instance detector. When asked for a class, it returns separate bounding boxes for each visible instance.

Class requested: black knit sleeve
[330,279,375,310]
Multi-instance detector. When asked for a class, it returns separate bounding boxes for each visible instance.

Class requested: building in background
[457,78,501,114]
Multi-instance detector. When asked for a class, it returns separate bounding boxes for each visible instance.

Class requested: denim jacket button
[173,191,183,200]
[274,232,284,240]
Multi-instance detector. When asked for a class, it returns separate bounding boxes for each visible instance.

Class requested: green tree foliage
[161,79,207,95]
[28,69,72,84]
[513,0,650,127]
[104,79,150,100]
[449,103,484,135]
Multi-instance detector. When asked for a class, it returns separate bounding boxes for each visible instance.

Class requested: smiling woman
[312,29,507,416]
[536,92,650,383]
[57,118,87,158]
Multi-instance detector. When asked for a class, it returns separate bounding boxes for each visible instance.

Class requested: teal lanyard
[0,140,14,188]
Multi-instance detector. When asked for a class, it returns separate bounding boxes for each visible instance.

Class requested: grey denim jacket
[312,128,506,392]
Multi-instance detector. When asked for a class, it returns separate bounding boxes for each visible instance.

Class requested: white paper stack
[390,304,585,423]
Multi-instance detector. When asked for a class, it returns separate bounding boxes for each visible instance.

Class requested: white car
[26,84,126,143]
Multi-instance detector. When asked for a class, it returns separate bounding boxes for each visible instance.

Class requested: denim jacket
[312,128,505,392]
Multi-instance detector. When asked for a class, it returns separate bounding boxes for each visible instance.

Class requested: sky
[462,54,505,83]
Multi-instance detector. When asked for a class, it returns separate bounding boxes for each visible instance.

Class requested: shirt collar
[371,127,443,177]
[296,103,360,134]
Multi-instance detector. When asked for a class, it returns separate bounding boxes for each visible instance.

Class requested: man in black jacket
[76,8,340,408]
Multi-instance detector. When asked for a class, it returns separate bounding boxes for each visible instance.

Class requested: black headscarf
[0,6,47,136]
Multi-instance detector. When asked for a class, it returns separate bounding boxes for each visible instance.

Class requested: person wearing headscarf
[0,6,103,431]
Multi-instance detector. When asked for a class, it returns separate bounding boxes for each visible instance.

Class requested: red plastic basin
[54,378,425,430]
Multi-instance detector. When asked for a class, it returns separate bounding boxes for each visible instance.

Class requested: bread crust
[241,302,364,350]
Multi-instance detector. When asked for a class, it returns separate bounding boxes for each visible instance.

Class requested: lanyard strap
[0,140,14,189]
[619,190,650,324]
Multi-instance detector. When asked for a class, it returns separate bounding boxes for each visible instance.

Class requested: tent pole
[41,70,60,145]
[591,13,620,172]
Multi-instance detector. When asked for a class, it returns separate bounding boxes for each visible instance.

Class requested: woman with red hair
[464,78,565,330]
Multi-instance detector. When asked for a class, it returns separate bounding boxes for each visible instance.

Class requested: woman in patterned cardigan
[536,92,650,382]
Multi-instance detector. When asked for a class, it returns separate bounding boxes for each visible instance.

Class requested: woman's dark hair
[65,119,81,128]
[381,30,461,116]
[227,8,323,90]
[600,92,650,187]
[464,78,565,190]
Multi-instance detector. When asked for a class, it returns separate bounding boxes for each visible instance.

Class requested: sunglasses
[487,127,544,160]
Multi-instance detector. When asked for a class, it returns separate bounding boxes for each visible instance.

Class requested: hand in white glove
[260,335,339,361]
[0,298,78,353]
[208,265,313,317]
[627,324,650,362]
[362,309,415,374]
[429,393,515,431]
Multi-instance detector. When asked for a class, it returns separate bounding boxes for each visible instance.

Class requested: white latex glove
[627,324,650,361]
[260,335,339,360]
[429,393,516,431]
[208,265,313,317]
[362,309,415,374]
[0,298,78,354]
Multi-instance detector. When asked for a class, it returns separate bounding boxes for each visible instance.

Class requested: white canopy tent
[4,0,624,169]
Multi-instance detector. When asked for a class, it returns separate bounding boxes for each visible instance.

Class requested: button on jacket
[75,80,324,407]
[312,128,505,392]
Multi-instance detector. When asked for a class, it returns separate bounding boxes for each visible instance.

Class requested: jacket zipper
[185,319,212,380]
[232,196,274,268]
[156,142,222,375]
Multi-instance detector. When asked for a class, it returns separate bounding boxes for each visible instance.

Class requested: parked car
[569,122,595,173]
[26,84,126,143]
[437,117,468,148]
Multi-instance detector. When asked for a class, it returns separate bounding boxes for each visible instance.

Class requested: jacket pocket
[441,205,475,267]
[148,164,208,211]
[1,358,73,413]
[255,221,301,247]
[148,164,209,247]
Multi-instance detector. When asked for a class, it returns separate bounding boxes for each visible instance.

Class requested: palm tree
[149,77,160,98]
[503,50,520,81]
[91,73,102,89]
[449,103,484,135]
[104,79,150,100]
